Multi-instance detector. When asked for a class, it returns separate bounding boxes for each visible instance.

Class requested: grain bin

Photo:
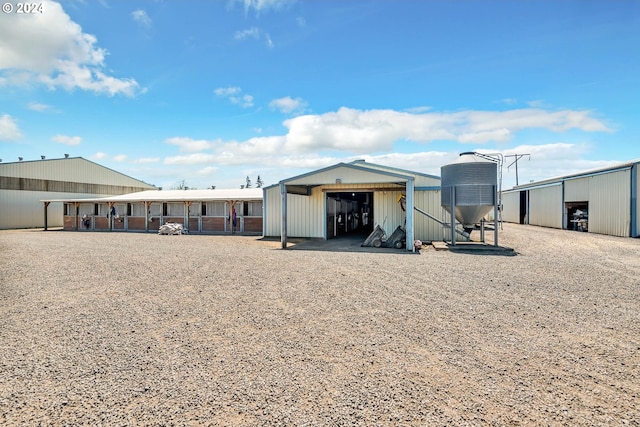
[441,152,498,244]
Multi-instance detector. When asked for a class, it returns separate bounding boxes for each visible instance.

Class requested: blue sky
[1,0,639,190]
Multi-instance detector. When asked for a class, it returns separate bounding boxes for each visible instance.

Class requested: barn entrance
[565,201,589,231]
[326,191,373,239]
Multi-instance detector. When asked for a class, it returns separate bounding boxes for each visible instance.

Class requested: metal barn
[501,160,639,237]
[0,157,156,230]
[263,160,446,251]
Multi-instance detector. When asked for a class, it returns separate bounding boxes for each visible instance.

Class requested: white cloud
[234,27,261,40]
[214,86,241,97]
[404,106,432,114]
[93,152,108,160]
[164,153,219,165]
[0,0,140,96]
[214,86,254,108]
[52,134,82,145]
[27,102,53,112]
[113,154,128,162]
[0,114,22,141]
[234,0,296,14]
[269,96,307,114]
[264,33,274,48]
[155,107,612,188]
[276,107,610,154]
[166,136,220,152]
[132,157,160,164]
[234,27,274,48]
[197,166,219,176]
[131,9,152,28]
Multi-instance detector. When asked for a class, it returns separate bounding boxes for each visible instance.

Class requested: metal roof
[42,188,263,203]
[0,156,157,188]
[503,158,640,193]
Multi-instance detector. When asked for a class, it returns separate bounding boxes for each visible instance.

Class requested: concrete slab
[447,242,517,256]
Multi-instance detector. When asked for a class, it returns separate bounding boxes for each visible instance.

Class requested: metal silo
[441,152,498,245]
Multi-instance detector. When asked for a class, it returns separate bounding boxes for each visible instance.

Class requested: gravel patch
[1,224,639,426]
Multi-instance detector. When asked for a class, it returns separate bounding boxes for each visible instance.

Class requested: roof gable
[281,162,413,186]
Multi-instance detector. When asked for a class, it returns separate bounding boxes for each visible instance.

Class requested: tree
[256,175,263,188]
[173,179,191,190]
[245,176,252,188]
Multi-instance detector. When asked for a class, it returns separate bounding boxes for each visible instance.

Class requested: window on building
[246,201,263,216]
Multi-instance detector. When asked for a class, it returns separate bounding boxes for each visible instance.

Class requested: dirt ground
[0,223,638,426]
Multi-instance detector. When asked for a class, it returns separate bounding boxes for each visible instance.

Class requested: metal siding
[636,166,640,237]
[265,186,281,236]
[287,190,324,238]
[0,158,155,188]
[1,190,74,229]
[589,170,630,237]
[285,165,408,185]
[501,191,520,223]
[374,190,405,237]
[564,177,590,202]
[529,185,562,228]
[348,162,440,187]
[413,190,445,242]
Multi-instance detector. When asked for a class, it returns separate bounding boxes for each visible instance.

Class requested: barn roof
[43,188,263,203]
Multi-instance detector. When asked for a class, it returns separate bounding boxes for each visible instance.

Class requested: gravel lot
[1,224,639,426]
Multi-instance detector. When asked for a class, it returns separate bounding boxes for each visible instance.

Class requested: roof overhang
[42,188,264,204]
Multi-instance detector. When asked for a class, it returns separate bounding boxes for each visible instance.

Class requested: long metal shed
[501,159,639,237]
[263,160,445,251]
[44,188,264,234]
[0,156,156,230]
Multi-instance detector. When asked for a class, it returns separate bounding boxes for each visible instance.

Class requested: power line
[505,153,531,186]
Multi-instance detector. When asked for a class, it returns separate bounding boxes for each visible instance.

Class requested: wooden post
[185,201,192,232]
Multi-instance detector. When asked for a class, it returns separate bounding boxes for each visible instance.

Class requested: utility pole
[505,153,531,186]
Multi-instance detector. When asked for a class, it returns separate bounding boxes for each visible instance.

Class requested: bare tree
[173,179,191,190]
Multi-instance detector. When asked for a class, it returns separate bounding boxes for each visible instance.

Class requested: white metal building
[0,156,156,230]
[263,160,446,251]
[501,159,639,237]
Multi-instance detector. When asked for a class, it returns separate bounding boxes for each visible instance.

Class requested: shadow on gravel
[262,235,418,254]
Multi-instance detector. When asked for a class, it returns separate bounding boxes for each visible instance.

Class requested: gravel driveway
[1,224,638,426]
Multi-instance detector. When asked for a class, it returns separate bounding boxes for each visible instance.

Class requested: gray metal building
[263,160,446,251]
[0,156,156,229]
[501,159,639,237]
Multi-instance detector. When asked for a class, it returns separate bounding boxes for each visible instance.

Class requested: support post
[74,202,79,231]
[494,184,499,247]
[145,201,150,232]
[450,186,456,246]
[406,179,414,252]
[108,202,114,231]
[43,202,50,231]
[280,183,287,249]
[185,201,192,232]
